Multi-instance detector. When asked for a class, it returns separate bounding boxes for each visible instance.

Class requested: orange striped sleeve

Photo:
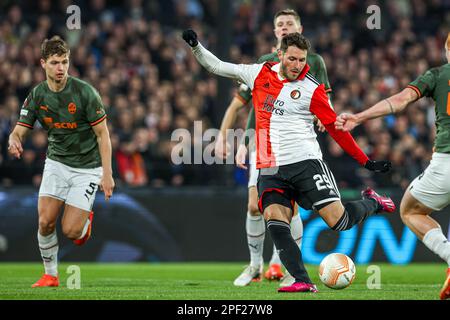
[407,85,422,98]
[17,121,33,129]
[90,114,107,126]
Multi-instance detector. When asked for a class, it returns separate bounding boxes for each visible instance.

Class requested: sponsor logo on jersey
[20,109,28,116]
[54,122,78,129]
[68,102,77,114]
[262,95,285,115]
[43,117,78,129]
[290,89,301,99]
[40,105,49,112]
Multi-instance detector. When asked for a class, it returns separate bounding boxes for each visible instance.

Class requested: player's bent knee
[247,202,260,215]
[318,201,345,229]
[263,210,274,221]
[263,205,290,223]
[38,218,56,234]
[399,194,424,222]
[399,211,411,225]
[62,225,82,240]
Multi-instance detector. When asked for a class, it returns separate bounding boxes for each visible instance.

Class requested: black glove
[182,29,198,47]
[364,160,392,173]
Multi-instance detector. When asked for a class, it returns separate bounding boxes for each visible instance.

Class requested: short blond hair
[446,32,450,49]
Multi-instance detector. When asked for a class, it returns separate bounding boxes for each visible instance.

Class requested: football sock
[332,199,378,231]
[38,230,59,276]
[269,244,282,265]
[270,213,303,265]
[78,218,91,239]
[246,212,265,268]
[423,227,450,267]
[290,213,303,248]
[267,219,311,284]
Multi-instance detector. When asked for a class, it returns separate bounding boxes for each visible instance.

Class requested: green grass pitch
[0,262,446,300]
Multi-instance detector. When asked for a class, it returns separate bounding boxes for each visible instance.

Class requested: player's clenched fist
[334,113,359,132]
[214,134,231,159]
[8,138,23,159]
[182,29,198,47]
[235,144,248,170]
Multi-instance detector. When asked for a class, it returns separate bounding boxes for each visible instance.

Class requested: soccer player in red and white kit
[183,30,395,292]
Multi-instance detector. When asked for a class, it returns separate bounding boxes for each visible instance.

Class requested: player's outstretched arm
[335,87,419,132]
[183,29,239,78]
[183,29,238,78]
[182,29,261,86]
[8,125,29,159]
[92,120,115,200]
[215,96,246,159]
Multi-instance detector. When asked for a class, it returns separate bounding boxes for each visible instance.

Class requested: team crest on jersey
[68,102,77,114]
[290,90,301,100]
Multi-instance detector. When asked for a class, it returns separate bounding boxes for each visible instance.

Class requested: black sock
[266,219,311,284]
[332,199,378,231]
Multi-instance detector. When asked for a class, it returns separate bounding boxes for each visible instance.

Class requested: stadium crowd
[0,0,449,189]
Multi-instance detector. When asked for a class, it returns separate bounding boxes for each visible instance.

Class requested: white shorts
[39,158,102,212]
[409,152,450,211]
[248,150,259,188]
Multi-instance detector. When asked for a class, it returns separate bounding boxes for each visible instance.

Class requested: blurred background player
[215,8,332,287]
[335,33,450,300]
[7,36,114,287]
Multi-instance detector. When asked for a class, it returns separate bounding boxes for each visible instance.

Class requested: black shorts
[257,159,341,213]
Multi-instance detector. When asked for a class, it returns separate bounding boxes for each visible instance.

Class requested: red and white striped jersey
[237,61,336,168]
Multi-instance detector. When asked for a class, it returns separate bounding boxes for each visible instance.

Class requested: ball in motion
[318,253,356,289]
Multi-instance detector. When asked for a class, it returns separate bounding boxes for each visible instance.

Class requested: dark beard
[281,64,294,80]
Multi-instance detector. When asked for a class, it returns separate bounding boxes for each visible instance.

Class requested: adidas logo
[263,83,270,88]
[329,190,337,196]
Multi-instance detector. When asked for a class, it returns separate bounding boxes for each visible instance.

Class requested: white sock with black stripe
[38,230,59,276]
[290,213,303,248]
[423,227,450,267]
[246,212,265,268]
